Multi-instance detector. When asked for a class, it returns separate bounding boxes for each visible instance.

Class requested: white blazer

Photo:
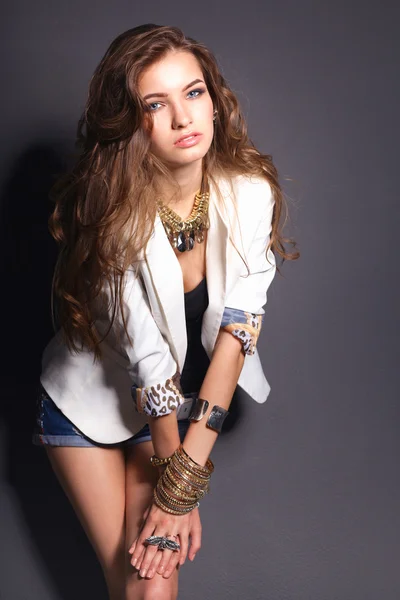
[40,173,276,443]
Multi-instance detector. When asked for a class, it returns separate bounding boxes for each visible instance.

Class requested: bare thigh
[125,440,180,600]
[45,446,126,600]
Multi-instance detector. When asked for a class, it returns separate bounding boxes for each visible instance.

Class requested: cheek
[203,111,215,140]
[197,99,214,122]
[149,122,168,152]
[200,104,215,136]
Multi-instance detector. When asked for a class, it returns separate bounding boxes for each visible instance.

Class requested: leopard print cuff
[220,307,264,355]
[131,370,186,417]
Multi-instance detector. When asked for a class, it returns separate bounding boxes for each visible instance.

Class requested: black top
[179,277,211,394]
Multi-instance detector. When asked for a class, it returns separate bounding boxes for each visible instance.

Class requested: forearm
[146,411,181,459]
[182,329,245,466]
[146,330,244,466]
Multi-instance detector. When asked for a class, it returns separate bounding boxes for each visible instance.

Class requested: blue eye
[148,102,162,111]
[187,88,205,98]
[146,88,205,112]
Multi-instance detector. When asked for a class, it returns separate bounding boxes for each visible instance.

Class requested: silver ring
[144,535,180,552]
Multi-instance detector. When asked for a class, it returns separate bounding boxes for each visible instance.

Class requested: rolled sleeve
[94,270,186,417]
[131,369,185,416]
[220,177,276,351]
[220,307,264,355]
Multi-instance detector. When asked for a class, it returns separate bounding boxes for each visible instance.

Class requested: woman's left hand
[128,500,202,579]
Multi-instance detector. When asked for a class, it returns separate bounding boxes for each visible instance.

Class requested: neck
[158,160,204,210]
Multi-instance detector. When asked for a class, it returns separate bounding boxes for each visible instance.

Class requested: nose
[171,102,192,129]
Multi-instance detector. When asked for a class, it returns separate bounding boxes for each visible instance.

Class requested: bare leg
[45,446,126,600]
[125,440,179,600]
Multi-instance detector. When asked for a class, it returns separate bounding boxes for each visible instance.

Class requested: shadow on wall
[0,143,107,599]
[0,143,246,599]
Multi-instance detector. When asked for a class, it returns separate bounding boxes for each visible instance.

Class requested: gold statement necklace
[156,179,210,252]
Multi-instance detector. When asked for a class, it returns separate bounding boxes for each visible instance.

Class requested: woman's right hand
[129,502,202,579]
[185,505,202,563]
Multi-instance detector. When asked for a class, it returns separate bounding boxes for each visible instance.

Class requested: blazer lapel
[143,175,230,372]
[143,214,187,370]
[201,177,230,358]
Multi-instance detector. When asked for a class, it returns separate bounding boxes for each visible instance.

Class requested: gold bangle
[156,479,200,508]
[163,473,197,498]
[153,494,192,515]
[157,478,193,502]
[166,471,206,498]
[178,444,214,474]
[154,498,197,515]
[173,449,213,479]
[157,476,198,503]
[156,484,195,508]
[150,454,173,467]
[164,468,198,495]
[153,489,199,514]
[173,449,211,478]
[164,469,208,499]
[152,444,213,515]
[164,468,193,492]
[160,481,202,505]
[169,458,210,486]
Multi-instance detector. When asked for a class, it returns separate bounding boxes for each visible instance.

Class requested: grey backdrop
[1,1,399,599]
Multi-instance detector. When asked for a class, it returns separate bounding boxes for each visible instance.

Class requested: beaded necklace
[156,181,210,253]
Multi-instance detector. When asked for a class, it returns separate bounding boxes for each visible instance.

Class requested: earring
[213,109,217,121]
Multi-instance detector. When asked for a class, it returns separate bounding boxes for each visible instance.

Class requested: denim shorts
[32,385,192,448]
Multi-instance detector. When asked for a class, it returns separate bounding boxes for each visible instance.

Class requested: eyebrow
[143,78,205,101]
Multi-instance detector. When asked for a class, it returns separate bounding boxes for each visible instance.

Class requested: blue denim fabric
[31,385,191,448]
[220,306,264,355]
[220,306,264,328]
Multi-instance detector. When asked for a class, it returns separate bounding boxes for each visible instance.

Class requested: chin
[162,146,211,169]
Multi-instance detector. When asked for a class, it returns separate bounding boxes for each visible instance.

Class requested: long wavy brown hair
[49,23,299,358]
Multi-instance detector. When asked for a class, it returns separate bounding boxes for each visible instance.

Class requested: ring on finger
[158,537,178,571]
[161,534,180,552]
[167,534,180,550]
[144,534,180,552]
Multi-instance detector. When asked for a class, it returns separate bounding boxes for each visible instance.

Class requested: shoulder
[213,173,274,241]
[235,174,274,214]
[216,173,274,219]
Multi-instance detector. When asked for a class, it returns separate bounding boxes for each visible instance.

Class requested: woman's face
[138,50,215,169]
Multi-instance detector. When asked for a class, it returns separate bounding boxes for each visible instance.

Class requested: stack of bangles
[151,444,214,515]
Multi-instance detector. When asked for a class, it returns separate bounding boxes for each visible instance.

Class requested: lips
[174,132,202,144]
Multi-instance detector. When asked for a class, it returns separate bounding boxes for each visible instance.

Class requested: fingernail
[159,565,164,572]
[131,558,137,566]
[192,554,196,561]
[140,569,147,577]
[148,570,154,577]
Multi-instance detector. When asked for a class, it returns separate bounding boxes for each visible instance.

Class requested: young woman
[32,23,298,600]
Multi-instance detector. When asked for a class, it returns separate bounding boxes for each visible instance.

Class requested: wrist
[152,444,214,515]
[157,464,168,478]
